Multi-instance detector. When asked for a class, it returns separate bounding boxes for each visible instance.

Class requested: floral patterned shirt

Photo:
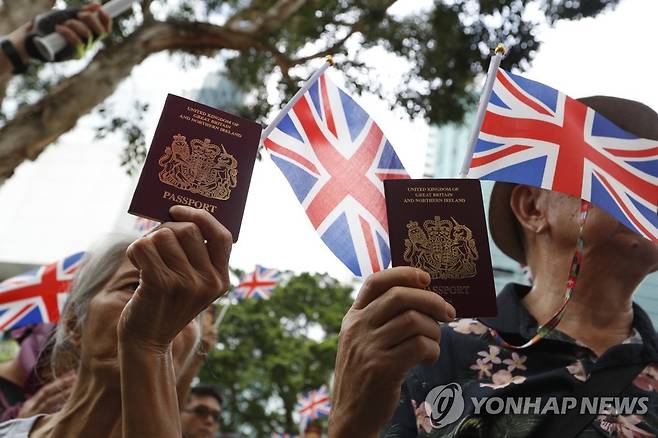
[382,283,658,438]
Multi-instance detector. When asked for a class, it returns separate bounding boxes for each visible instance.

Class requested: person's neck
[523,250,639,357]
[31,366,122,438]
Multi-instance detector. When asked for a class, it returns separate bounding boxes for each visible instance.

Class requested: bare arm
[176,309,218,407]
[0,24,30,78]
[119,339,181,436]
[176,349,205,408]
[118,206,232,438]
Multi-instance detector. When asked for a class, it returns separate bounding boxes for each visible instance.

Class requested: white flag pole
[260,55,335,145]
[213,297,232,330]
[458,44,507,178]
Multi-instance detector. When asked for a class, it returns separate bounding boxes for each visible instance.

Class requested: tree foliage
[0,0,620,182]
[199,271,353,436]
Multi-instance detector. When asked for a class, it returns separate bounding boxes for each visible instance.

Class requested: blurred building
[195,71,245,114]
[423,114,527,291]
[0,262,38,282]
[423,117,658,326]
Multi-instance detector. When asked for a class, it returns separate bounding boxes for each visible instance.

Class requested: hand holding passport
[384,179,497,317]
[128,94,496,318]
[129,94,261,242]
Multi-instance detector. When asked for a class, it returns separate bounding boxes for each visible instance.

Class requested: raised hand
[53,4,112,59]
[119,205,232,351]
[329,267,455,438]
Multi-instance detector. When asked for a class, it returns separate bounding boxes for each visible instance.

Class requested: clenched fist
[119,206,232,351]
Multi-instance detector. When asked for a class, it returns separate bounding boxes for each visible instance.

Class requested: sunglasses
[185,405,221,423]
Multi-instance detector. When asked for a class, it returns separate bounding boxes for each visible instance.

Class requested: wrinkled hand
[329,267,455,438]
[119,206,232,351]
[18,372,77,418]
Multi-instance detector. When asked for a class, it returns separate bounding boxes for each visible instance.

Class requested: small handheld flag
[0,252,85,331]
[461,46,655,350]
[234,265,281,300]
[264,61,409,277]
[467,68,658,242]
[134,217,160,233]
[296,385,331,434]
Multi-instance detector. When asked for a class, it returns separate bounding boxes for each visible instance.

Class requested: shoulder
[0,415,43,437]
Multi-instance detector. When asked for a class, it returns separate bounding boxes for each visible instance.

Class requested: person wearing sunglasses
[182,384,222,438]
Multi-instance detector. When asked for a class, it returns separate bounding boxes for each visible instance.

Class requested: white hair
[51,232,140,374]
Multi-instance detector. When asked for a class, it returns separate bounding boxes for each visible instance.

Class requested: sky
[0,0,657,283]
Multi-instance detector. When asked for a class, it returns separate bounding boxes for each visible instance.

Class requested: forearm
[176,352,206,407]
[0,23,31,78]
[329,412,380,438]
[119,339,181,438]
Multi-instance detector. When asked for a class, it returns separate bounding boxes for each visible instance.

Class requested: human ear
[64,313,82,348]
[509,185,548,235]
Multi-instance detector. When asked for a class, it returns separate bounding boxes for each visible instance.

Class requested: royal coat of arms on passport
[403,216,479,280]
[157,134,238,200]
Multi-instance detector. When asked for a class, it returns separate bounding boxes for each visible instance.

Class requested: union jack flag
[296,385,331,433]
[0,252,86,331]
[468,69,658,241]
[233,265,280,300]
[264,73,409,277]
[134,217,160,234]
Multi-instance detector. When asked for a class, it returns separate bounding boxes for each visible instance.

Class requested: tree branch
[291,27,360,65]
[141,0,154,23]
[0,0,55,107]
[258,0,308,34]
[0,0,55,35]
[0,20,275,184]
[287,0,399,66]
[225,0,308,34]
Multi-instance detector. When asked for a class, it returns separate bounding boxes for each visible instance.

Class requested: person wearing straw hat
[329,97,658,437]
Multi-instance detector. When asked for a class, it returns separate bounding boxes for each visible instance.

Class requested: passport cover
[384,179,497,317]
[129,94,261,242]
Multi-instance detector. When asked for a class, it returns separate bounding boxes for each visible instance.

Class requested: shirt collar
[478,282,658,356]
[478,283,536,341]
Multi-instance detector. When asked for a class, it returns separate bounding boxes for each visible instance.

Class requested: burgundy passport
[384,179,497,317]
[129,94,261,242]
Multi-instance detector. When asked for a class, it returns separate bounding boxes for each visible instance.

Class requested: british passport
[129,94,261,242]
[384,179,497,317]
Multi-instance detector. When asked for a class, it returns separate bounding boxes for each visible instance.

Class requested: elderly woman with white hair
[0,205,232,437]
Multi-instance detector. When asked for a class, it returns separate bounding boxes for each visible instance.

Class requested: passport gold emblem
[403,216,478,279]
[158,134,238,200]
